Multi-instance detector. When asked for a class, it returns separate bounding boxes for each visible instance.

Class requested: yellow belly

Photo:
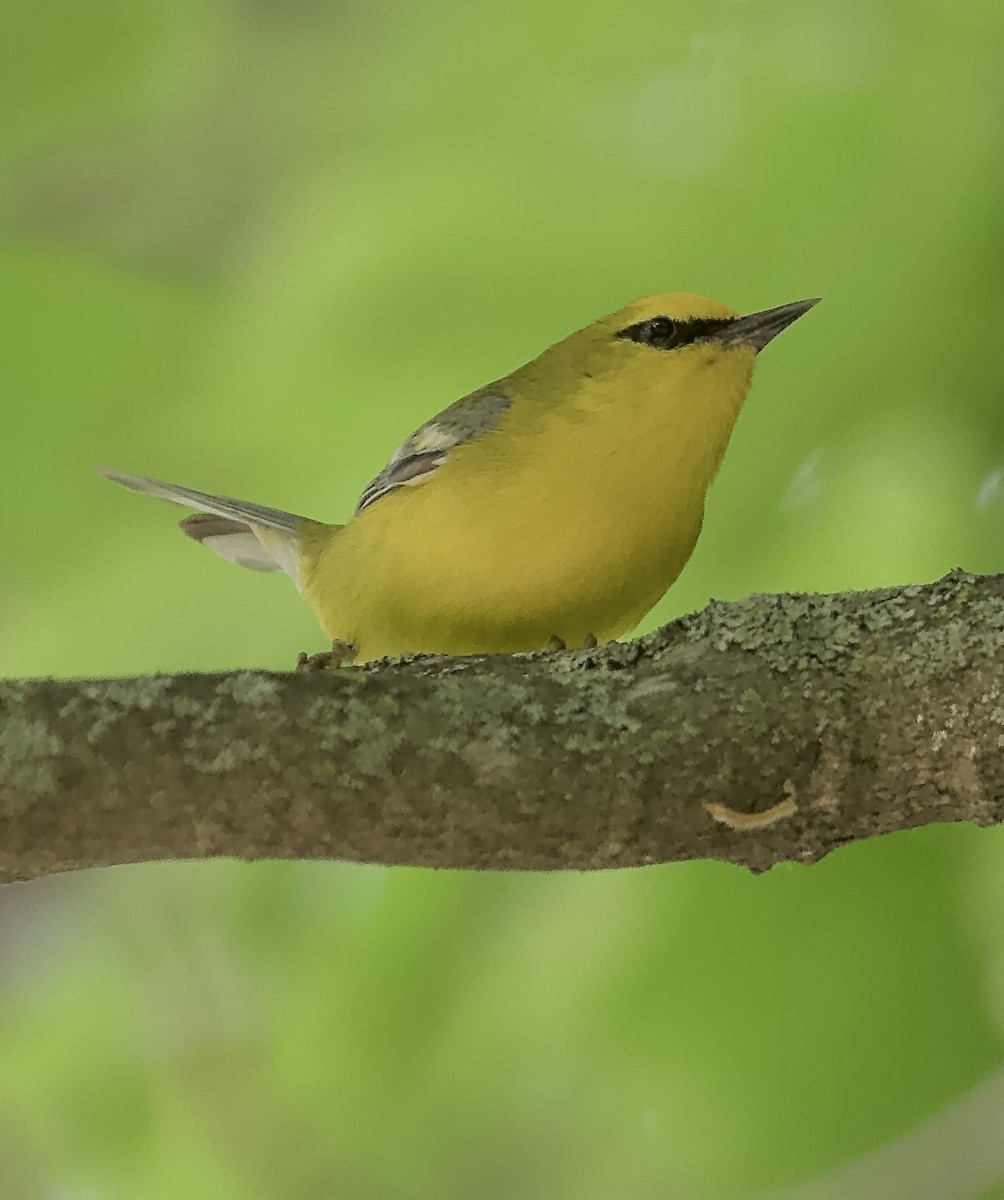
[306,510,700,661]
[301,444,705,662]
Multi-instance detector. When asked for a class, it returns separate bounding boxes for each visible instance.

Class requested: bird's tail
[96,466,322,584]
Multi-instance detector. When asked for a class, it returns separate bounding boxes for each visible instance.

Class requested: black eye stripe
[616,315,736,351]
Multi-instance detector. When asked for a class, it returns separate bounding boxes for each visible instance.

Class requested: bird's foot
[548,632,599,652]
[295,639,358,674]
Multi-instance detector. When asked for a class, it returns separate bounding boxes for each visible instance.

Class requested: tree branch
[2,569,1003,884]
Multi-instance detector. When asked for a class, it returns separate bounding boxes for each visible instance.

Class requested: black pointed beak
[713,297,820,352]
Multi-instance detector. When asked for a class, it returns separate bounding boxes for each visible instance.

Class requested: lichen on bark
[1,568,1002,884]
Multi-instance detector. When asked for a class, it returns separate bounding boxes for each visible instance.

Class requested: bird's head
[522,292,819,408]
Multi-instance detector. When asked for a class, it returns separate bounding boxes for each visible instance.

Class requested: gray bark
[1,569,1002,885]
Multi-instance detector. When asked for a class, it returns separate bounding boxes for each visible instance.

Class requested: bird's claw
[548,632,599,652]
[295,639,358,674]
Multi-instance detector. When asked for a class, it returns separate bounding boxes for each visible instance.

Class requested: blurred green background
[3,0,1004,1195]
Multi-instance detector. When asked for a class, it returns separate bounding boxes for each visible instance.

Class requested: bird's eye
[616,316,682,350]
[641,317,676,346]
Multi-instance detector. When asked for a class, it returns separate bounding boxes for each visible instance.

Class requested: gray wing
[355,387,511,515]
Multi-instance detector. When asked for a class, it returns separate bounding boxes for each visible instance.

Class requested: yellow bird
[100,292,817,664]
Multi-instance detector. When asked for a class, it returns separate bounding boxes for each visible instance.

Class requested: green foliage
[2,0,1003,1194]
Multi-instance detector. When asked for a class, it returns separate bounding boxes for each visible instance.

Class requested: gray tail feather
[179,513,283,572]
[96,466,308,533]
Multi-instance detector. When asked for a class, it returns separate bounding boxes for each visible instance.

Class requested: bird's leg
[548,633,599,652]
[295,639,358,674]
